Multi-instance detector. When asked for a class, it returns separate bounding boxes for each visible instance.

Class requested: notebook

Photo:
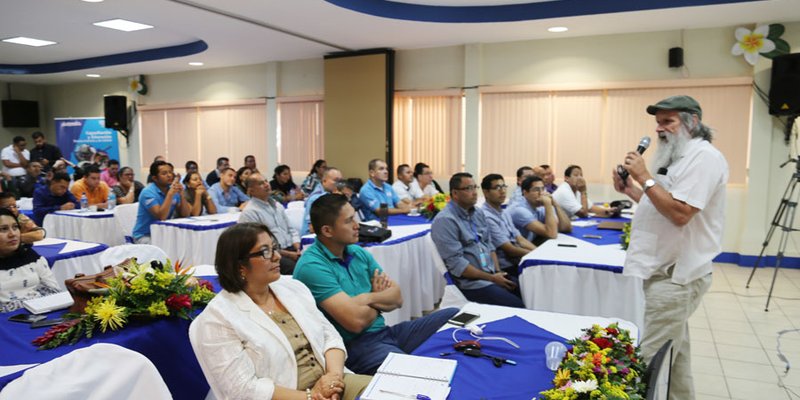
[597,221,626,231]
[360,353,457,400]
[22,291,74,314]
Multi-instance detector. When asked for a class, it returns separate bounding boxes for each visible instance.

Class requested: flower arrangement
[32,259,215,350]
[539,323,647,400]
[620,223,631,250]
[420,193,450,220]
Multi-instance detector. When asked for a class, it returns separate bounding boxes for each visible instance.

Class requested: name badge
[479,251,488,268]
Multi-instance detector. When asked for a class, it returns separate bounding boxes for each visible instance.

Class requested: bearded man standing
[613,95,728,400]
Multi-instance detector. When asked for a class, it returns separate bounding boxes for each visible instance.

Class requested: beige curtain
[393,94,463,180]
[138,101,268,174]
[278,100,324,172]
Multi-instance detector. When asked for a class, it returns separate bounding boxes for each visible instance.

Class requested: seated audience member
[269,164,304,203]
[100,159,120,187]
[510,166,535,205]
[205,157,230,187]
[0,193,44,243]
[431,173,525,308]
[1,172,18,197]
[509,176,571,244]
[30,131,63,172]
[0,208,60,313]
[243,154,260,174]
[301,159,327,196]
[209,168,249,213]
[552,165,615,218]
[32,172,78,226]
[190,223,371,400]
[409,163,441,201]
[240,173,301,274]
[359,159,410,221]
[14,161,45,198]
[185,160,199,175]
[342,180,369,222]
[302,167,344,235]
[480,174,536,276]
[235,166,253,194]
[294,194,458,374]
[70,164,109,208]
[540,164,558,193]
[132,161,190,244]
[392,164,415,203]
[146,156,167,184]
[112,167,145,205]
[182,171,217,216]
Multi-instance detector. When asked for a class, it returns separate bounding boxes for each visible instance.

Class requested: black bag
[358,223,392,243]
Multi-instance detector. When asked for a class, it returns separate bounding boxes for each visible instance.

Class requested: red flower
[427,203,435,211]
[591,337,613,349]
[606,327,619,336]
[166,294,192,310]
[197,279,214,291]
[626,343,634,355]
[32,318,81,346]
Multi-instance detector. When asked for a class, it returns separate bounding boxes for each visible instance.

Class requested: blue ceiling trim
[324,0,762,23]
[0,40,208,75]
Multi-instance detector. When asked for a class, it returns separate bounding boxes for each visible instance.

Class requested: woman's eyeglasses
[246,245,279,260]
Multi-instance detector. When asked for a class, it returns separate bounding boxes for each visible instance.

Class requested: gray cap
[646,95,702,119]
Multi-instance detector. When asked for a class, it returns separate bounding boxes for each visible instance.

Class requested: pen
[378,389,431,400]
[582,234,602,239]
[557,243,577,247]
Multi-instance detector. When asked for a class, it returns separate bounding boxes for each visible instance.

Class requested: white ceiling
[1,0,799,85]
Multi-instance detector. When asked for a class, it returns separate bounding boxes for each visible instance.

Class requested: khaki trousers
[641,269,712,400]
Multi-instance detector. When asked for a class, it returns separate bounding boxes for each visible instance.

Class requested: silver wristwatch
[643,179,656,192]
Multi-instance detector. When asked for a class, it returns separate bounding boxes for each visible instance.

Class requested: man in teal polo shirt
[294,194,458,374]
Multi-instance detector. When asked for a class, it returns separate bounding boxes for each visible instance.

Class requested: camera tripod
[745,156,800,311]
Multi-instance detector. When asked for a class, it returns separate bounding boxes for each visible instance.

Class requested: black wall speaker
[769,53,800,116]
[668,47,684,68]
[104,95,127,131]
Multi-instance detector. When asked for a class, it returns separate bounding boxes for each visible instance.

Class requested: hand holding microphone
[616,136,651,186]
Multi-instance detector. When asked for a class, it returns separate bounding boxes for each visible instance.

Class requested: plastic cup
[88,205,98,212]
[545,341,567,371]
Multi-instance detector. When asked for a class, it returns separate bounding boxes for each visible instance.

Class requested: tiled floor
[691,263,800,400]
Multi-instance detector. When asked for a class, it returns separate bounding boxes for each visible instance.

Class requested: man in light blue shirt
[208,167,249,213]
[358,159,410,221]
[510,166,534,206]
[431,172,524,308]
[508,175,571,244]
[301,166,344,235]
[480,173,536,276]
[132,161,190,243]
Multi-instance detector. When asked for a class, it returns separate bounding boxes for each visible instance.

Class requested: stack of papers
[23,291,74,314]
[361,353,456,400]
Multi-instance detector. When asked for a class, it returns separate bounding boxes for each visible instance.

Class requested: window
[277,99,324,172]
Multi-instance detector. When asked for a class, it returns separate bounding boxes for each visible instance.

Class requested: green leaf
[768,23,785,39]
[763,38,791,59]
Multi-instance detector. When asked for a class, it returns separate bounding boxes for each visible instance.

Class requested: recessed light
[81,0,104,3]
[93,18,153,32]
[2,36,57,47]
[188,62,204,66]
[86,74,101,78]
[547,26,569,33]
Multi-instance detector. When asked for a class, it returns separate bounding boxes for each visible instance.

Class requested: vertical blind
[278,100,325,172]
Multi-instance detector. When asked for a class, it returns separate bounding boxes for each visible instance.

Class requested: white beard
[651,125,692,171]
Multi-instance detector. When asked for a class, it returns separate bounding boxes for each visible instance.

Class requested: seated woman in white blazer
[189,223,371,400]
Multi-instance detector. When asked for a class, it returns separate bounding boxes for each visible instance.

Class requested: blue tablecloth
[565,216,629,246]
[20,209,34,219]
[0,277,222,399]
[413,316,568,400]
[387,214,430,226]
[32,240,108,265]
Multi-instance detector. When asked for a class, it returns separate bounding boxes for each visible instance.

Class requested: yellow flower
[153,271,175,288]
[84,296,104,315]
[130,277,153,295]
[191,286,214,303]
[91,298,127,332]
[147,301,170,317]
[554,368,571,387]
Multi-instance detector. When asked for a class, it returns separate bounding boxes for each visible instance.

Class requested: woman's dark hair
[182,171,200,186]
[118,166,133,177]
[236,167,252,186]
[0,208,16,220]
[215,223,274,293]
[308,159,326,177]
[413,163,430,178]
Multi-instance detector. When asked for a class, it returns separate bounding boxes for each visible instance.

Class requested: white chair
[99,244,168,267]
[114,203,139,243]
[439,272,469,309]
[0,343,171,400]
[285,207,305,233]
[286,200,304,209]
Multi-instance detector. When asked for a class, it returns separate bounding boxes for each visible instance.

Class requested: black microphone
[617,136,651,182]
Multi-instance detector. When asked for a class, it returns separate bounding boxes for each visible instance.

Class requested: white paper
[361,374,451,400]
[376,353,457,382]
[22,291,74,314]
[571,220,600,227]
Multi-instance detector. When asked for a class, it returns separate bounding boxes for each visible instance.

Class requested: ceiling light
[81,0,104,3]
[93,18,153,32]
[2,36,57,47]
[188,62,204,66]
[547,26,569,33]
[86,74,101,78]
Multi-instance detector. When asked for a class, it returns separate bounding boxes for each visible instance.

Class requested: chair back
[114,203,139,243]
[439,272,469,309]
[286,206,305,233]
[645,339,673,400]
[286,200,304,210]
[100,244,168,267]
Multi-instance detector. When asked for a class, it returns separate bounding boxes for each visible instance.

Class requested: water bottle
[107,192,116,210]
[80,193,88,211]
[379,203,389,229]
